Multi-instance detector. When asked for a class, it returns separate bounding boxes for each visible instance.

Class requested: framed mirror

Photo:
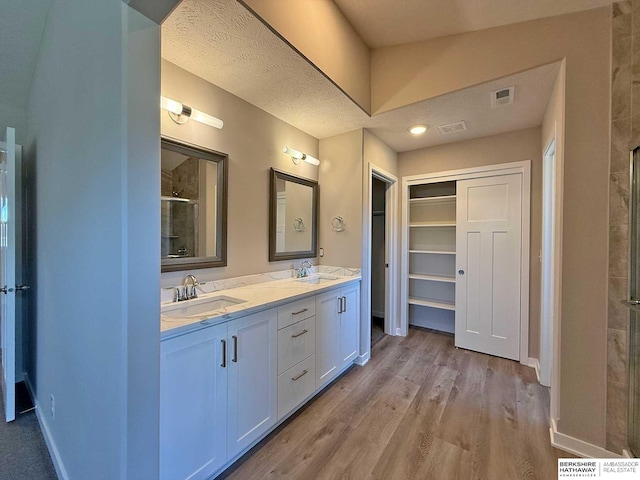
[161,136,228,272]
[269,168,318,261]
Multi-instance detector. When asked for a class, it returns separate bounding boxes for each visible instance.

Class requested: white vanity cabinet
[160,280,360,480]
[160,308,277,480]
[315,283,361,388]
[226,308,278,459]
[160,323,228,480]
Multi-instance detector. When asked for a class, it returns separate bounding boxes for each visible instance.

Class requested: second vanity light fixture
[282,146,320,166]
[161,96,224,129]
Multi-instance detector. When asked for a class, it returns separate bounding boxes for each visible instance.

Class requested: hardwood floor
[223,327,569,480]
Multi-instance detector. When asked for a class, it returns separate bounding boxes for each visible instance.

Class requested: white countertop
[161,272,361,339]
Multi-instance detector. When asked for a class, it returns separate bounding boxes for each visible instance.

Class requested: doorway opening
[371,177,387,346]
[359,163,398,365]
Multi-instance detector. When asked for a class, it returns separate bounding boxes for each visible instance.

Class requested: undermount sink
[296,274,339,284]
[162,295,246,320]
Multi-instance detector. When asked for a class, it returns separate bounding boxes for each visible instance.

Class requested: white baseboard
[355,352,370,366]
[550,418,621,458]
[24,374,70,480]
[527,357,541,383]
[396,327,404,336]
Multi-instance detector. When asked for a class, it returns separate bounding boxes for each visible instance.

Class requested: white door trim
[359,163,398,365]
[401,160,531,364]
[540,138,557,387]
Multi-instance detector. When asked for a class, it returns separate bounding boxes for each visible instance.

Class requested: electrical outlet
[50,394,55,419]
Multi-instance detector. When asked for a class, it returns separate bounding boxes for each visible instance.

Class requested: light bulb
[190,108,224,129]
[409,125,428,135]
[160,96,183,115]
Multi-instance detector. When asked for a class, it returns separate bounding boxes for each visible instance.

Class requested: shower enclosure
[628,147,640,456]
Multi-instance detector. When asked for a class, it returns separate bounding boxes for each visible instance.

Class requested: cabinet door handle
[292,308,308,316]
[342,296,347,312]
[221,339,227,368]
[337,297,343,314]
[232,335,238,363]
[291,369,308,381]
[291,329,308,338]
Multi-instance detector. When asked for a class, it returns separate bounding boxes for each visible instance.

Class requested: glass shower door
[628,147,640,456]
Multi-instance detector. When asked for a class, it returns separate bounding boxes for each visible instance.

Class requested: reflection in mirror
[269,168,318,262]
[161,137,228,272]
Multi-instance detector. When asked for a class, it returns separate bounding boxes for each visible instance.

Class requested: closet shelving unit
[407,182,457,333]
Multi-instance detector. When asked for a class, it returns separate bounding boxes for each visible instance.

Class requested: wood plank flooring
[222,327,570,480]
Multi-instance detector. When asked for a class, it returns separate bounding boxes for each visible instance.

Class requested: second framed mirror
[269,168,318,262]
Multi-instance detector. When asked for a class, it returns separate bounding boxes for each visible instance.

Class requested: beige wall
[362,129,399,339]
[241,0,371,113]
[380,7,611,447]
[399,127,542,357]
[318,129,363,268]
[161,60,319,286]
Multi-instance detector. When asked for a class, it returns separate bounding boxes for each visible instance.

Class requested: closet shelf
[409,273,456,283]
[409,249,456,255]
[409,222,456,228]
[408,297,455,311]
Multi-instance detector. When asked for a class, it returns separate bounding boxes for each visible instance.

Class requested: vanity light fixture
[160,96,224,129]
[409,125,428,135]
[282,146,320,166]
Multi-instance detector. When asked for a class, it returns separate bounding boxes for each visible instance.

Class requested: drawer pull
[291,308,309,316]
[291,369,308,381]
[291,329,309,338]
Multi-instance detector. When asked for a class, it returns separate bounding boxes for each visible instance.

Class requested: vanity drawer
[277,316,315,374]
[277,355,316,420]
[277,297,315,329]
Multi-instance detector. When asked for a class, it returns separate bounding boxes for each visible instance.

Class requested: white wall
[24,2,160,478]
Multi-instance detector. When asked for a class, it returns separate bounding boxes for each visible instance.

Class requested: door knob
[0,286,14,294]
[458,270,465,275]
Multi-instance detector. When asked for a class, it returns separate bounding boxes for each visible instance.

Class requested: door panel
[227,309,277,459]
[160,324,227,480]
[455,174,522,360]
[0,127,16,422]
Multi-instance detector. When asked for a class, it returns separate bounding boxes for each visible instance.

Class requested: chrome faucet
[297,261,313,278]
[175,274,199,301]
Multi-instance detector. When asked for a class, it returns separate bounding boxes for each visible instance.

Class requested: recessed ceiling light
[409,125,428,135]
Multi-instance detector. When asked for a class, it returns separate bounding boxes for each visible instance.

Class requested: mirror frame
[269,168,318,262]
[161,136,228,272]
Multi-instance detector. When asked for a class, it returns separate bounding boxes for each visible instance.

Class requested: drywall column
[125,6,161,478]
[24,1,161,478]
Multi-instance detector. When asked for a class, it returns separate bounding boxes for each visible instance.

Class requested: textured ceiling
[0,0,52,109]
[334,0,615,48]
[162,0,561,151]
[162,0,369,139]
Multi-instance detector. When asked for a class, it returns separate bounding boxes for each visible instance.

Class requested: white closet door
[455,174,522,360]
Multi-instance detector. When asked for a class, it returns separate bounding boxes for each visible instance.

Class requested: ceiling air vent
[437,120,467,135]
[491,86,515,108]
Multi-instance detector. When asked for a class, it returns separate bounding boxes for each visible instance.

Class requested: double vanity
[160,268,361,480]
